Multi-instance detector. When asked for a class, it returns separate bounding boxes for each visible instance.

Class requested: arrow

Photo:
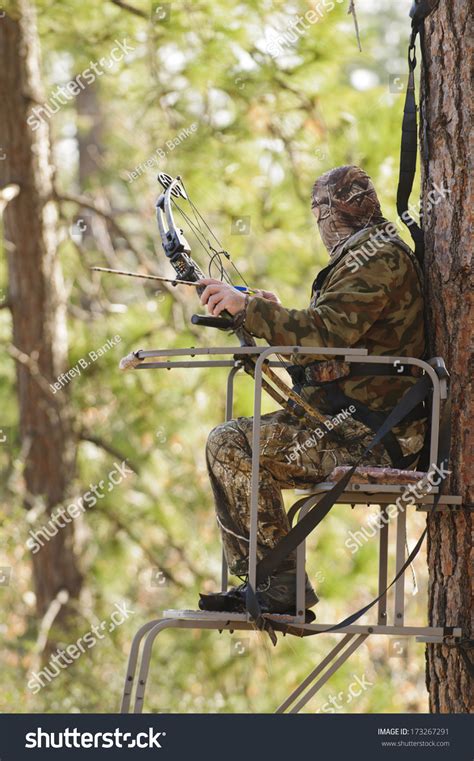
[91,266,256,293]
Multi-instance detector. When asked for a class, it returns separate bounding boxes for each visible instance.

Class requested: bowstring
[175,179,250,288]
[172,200,224,279]
[171,200,229,282]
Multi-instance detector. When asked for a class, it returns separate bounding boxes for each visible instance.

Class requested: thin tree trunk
[0,1,82,623]
[420,1,473,712]
[75,81,115,258]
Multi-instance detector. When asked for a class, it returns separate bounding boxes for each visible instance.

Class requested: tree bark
[421,2,473,712]
[0,1,82,623]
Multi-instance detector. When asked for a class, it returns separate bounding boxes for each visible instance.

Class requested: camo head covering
[312,165,388,257]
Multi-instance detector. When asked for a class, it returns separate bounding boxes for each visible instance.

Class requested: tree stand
[118,346,463,713]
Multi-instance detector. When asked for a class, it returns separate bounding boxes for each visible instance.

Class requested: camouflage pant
[206,408,392,576]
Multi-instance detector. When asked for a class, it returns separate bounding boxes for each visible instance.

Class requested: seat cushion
[328,465,425,485]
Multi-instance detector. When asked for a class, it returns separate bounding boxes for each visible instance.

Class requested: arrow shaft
[91,267,200,287]
[91,266,256,293]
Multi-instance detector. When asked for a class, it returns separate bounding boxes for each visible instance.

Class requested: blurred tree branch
[109,0,148,19]
[348,1,362,52]
[79,432,140,473]
[54,191,149,267]
[99,505,196,588]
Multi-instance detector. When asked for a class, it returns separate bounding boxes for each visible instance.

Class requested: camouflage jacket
[243,224,427,455]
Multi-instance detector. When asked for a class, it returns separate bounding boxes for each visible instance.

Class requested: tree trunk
[421,2,473,712]
[0,1,82,623]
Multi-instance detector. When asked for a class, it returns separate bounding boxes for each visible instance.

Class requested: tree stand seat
[327,465,426,485]
[294,464,462,507]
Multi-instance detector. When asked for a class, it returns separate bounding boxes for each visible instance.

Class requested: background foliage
[0,0,428,713]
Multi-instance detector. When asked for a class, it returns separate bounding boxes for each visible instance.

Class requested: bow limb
[239,355,333,430]
[262,364,332,428]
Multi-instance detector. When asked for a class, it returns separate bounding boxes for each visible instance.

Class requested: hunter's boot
[199,569,318,616]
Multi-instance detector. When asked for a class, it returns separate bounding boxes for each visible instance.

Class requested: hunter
[197,165,426,617]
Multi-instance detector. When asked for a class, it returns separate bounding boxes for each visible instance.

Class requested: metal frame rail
[119,346,463,714]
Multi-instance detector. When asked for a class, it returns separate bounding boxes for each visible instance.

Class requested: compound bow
[121,172,331,430]
[155,173,254,339]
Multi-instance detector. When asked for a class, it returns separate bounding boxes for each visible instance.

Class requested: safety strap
[348,362,421,378]
[245,373,450,637]
[287,361,426,468]
[396,0,440,265]
[315,382,420,469]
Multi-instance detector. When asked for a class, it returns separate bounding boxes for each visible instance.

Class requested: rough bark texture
[0,1,82,621]
[420,2,473,712]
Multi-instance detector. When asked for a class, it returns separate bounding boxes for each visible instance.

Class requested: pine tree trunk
[0,1,82,623]
[420,2,473,712]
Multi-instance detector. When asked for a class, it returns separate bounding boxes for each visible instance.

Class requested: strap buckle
[408,42,417,71]
[410,0,440,26]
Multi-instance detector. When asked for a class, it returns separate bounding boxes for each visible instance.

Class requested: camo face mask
[312,165,387,257]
